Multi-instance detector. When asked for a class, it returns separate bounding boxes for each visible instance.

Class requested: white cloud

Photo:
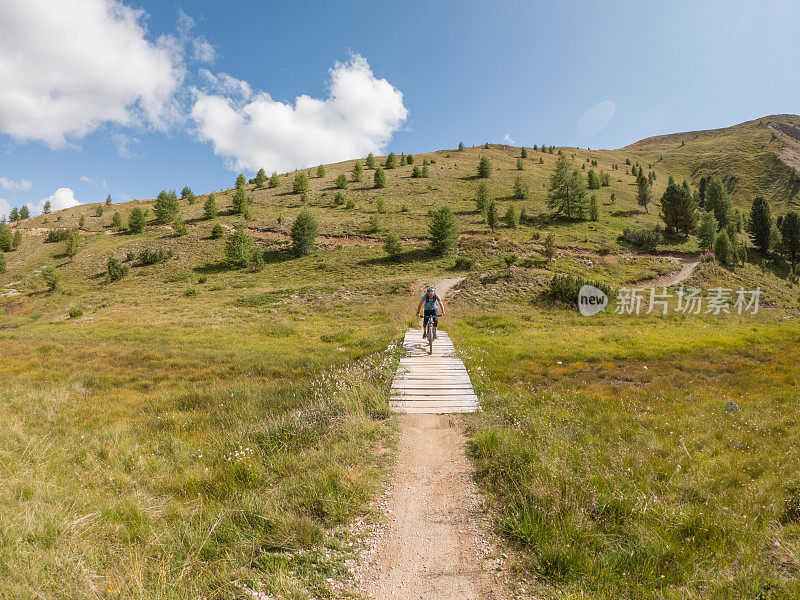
[111,132,140,158]
[502,133,516,145]
[0,177,32,190]
[80,175,91,183]
[577,100,616,138]
[29,187,81,215]
[177,10,215,64]
[191,54,408,172]
[193,40,215,63]
[198,69,253,100]
[0,0,185,147]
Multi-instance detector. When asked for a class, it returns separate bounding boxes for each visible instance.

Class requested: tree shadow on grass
[193,261,230,274]
[610,209,642,218]
[358,247,436,266]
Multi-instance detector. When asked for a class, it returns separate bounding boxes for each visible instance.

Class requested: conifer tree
[254,168,268,187]
[748,196,773,255]
[19,205,30,220]
[374,167,387,189]
[269,172,280,188]
[698,210,718,251]
[547,154,586,220]
[780,211,800,270]
[486,200,498,231]
[516,157,524,171]
[293,172,309,194]
[154,190,180,223]
[236,173,246,189]
[128,207,147,234]
[43,200,52,214]
[476,182,490,214]
[384,152,398,169]
[316,165,326,178]
[203,194,218,220]
[636,170,651,213]
[291,209,318,255]
[477,156,492,178]
[428,205,458,255]
[365,153,376,169]
[521,147,528,159]
[352,162,363,182]
[336,173,348,189]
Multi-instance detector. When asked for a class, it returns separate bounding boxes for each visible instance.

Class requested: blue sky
[1,0,798,217]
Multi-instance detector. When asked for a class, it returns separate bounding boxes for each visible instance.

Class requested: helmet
[426,285,435,295]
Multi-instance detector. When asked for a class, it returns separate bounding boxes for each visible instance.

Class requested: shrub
[407,154,414,164]
[137,247,173,265]
[421,165,430,178]
[106,256,128,281]
[42,265,61,291]
[374,167,387,189]
[384,152,397,169]
[184,288,198,297]
[0,251,5,274]
[336,173,348,189]
[376,197,387,214]
[428,205,458,255]
[211,223,224,239]
[517,157,524,171]
[225,229,254,268]
[78,214,86,230]
[504,253,518,267]
[714,229,732,265]
[316,165,326,178]
[549,274,612,306]
[400,154,407,166]
[334,192,345,206]
[589,194,599,221]
[203,194,218,220]
[622,227,661,251]
[111,211,122,229]
[173,218,188,236]
[128,208,147,234]
[95,205,104,217]
[401,203,409,212]
[477,156,492,178]
[45,229,71,243]
[293,172,309,194]
[69,307,83,319]
[384,231,402,259]
[543,232,557,259]
[412,166,421,178]
[12,231,21,250]
[454,255,475,270]
[345,199,356,210]
[587,169,601,189]
[269,172,280,188]
[458,141,464,151]
[291,209,318,255]
[154,190,180,224]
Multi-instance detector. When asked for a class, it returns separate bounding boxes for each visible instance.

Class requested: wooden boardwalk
[390,329,479,414]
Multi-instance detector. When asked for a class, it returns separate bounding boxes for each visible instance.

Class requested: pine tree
[42,266,61,291]
[374,167,387,189]
[486,200,498,231]
[0,225,12,252]
[232,188,249,214]
[477,156,492,178]
[78,214,86,229]
[254,168,268,187]
[384,152,398,169]
[211,222,224,239]
[106,257,128,282]
[128,207,147,234]
[698,176,708,207]
[547,154,586,220]
[400,154,407,166]
[587,169,601,189]
[780,211,800,270]
[458,141,465,151]
[484,142,490,149]
[516,157,524,171]
[521,147,528,159]
[203,194,218,220]
[43,200,52,214]
[366,153,376,169]
[111,211,122,229]
[421,165,430,178]
[153,190,179,224]
[714,230,732,265]
[105,194,112,206]
[352,162,363,182]
[9,207,19,222]
[589,194,599,221]
[236,173,246,189]
[748,196,773,255]
[336,173,348,189]
[19,205,30,220]
[225,229,254,268]
[513,176,529,199]
[0,250,5,275]
[412,166,421,178]
[698,210,718,251]
[95,205,104,217]
[476,182,490,214]
[504,204,519,228]
[291,209,318,255]
[384,231,402,260]
[704,175,733,232]
[293,172,309,194]
[64,230,80,259]
[428,205,458,255]
[407,154,414,164]
[316,165,326,178]
[636,170,651,213]
[181,186,196,204]
[269,172,280,188]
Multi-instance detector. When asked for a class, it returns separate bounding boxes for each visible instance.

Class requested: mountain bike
[417,311,442,355]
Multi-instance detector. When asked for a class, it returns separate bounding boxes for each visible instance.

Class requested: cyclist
[416,285,444,340]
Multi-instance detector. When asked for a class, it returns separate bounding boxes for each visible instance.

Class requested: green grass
[450,296,800,600]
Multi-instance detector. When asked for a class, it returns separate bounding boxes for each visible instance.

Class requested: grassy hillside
[1,115,799,598]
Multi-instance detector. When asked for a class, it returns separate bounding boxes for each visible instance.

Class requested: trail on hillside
[358,414,512,600]
[633,254,700,287]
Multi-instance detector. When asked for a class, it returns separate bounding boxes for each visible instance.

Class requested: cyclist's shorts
[423,308,438,327]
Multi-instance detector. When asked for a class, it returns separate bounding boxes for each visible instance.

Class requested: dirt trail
[359,414,511,600]
[635,255,700,287]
